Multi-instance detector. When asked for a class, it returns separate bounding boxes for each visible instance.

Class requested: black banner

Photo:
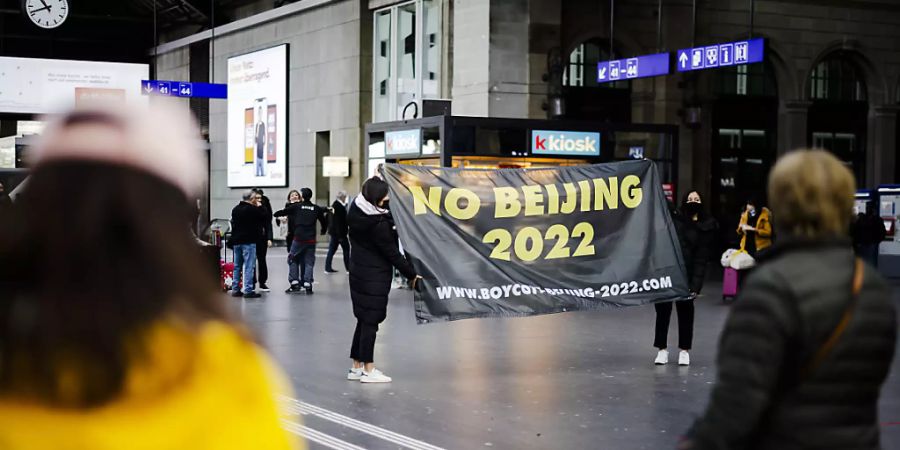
[383,161,689,323]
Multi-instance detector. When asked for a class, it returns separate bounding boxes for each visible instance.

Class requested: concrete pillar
[778,100,810,155]
[451,0,491,116]
[867,105,899,187]
[527,0,562,119]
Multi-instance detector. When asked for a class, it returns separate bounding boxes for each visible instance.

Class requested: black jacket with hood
[673,206,718,294]
[347,200,416,324]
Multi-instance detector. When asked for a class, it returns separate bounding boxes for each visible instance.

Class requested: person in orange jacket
[737,197,773,258]
[0,104,301,450]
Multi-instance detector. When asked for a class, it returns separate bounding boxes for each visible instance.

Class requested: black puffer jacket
[347,201,416,324]
[674,211,718,294]
[687,239,897,450]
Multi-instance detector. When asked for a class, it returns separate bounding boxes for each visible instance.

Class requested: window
[809,57,866,102]
[372,0,443,123]
[563,39,629,90]
[716,61,777,97]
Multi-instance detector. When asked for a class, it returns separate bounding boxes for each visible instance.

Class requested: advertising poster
[227,44,288,187]
[383,160,690,324]
[0,56,148,114]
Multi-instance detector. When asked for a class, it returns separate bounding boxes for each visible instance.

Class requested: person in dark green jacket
[682,150,897,450]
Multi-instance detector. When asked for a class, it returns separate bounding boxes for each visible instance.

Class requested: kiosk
[364,116,679,189]
[877,185,900,278]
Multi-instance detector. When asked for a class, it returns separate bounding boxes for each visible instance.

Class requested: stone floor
[233,247,900,450]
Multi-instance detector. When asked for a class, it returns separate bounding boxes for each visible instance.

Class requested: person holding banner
[346,177,420,383]
[681,150,896,450]
[654,191,717,366]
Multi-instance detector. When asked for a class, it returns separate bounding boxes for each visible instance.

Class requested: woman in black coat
[346,177,420,383]
[653,191,718,366]
[681,150,896,450]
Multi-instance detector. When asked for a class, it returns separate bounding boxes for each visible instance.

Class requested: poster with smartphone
[227,44,288,187]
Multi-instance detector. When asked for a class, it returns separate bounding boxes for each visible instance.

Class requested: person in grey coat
[681,150,897,450]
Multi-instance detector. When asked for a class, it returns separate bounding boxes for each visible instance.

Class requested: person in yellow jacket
[0,104,302,450]
[737,198,773,257]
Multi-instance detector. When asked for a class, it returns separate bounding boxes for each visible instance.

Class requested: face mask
[381,200,390,211]
[683,202,702,216]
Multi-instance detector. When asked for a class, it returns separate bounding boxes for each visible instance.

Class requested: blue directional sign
[141,80,228,99]
[676,38,765,73]
[597,52,670,84]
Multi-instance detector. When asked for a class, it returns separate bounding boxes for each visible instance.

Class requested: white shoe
[654,349,669,365]
[360,368,392,383]
[347,368,363,381]
[678,350,690,366]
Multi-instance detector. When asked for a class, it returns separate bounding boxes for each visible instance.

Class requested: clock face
[24,0,69,29]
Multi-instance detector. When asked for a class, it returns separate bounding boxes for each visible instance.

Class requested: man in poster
[255,106,266,177]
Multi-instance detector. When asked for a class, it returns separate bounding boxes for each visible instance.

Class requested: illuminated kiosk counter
[364,116,679,189]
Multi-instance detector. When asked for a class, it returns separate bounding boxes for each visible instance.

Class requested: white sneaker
[360,368,392,383]
[346,367,363,381]
[654,349,669,365]
[678,350,690,366]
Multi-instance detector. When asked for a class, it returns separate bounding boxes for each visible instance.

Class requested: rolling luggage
[723,267,739,301]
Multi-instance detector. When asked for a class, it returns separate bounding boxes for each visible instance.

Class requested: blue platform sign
[597,53,670,84]
[141,80,228,99]
[676,38,764,73]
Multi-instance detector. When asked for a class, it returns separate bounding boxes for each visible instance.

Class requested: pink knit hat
[31,100,205,196]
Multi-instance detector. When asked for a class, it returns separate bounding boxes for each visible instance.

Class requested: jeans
[232,244,257,294]
[858,243,879,268]
[289,241,316,285]
[255,154,265,176]
[325,235,350,271]
[653,300,694,350]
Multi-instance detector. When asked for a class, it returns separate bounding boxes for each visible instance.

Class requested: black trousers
[325,235,350,271]
[255,241,268,284]
[350,320,379,363]
[653,300,694,350]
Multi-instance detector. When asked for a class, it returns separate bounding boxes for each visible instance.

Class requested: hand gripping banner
[382,161,689,323]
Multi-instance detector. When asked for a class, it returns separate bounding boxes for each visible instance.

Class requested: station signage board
[141,80,228,99]
[597,53,670,84]
[385,129,421,157]
[531,130,601,157]
[676,38,765,73]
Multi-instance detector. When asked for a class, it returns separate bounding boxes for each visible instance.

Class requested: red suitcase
[220,232,241,292]
[723,267,739,301]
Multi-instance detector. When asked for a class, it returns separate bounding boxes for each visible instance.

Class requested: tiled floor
[235,247,900,450]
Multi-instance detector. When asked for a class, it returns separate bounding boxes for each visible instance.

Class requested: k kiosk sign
[531,130,601,157]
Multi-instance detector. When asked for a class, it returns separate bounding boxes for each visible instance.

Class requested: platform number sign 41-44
[24,0,69,29]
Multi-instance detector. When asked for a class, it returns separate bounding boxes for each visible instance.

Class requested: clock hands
[30,5,52,15]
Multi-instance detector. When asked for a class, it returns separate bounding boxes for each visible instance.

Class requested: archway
[806,52,869,185]
[710,58,780,247]
[561,38,632,122]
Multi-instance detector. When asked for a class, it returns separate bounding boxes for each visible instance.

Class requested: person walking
[852,206,886,267]
[346,177,421,383]
[325,191,350,274]
[274,187,327,294]
[654,191,717,366]
[0,104,299,449]
[230,190,267,298]
[252,188,274,292]
[737,197,773,258]
[680,150,896,450]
